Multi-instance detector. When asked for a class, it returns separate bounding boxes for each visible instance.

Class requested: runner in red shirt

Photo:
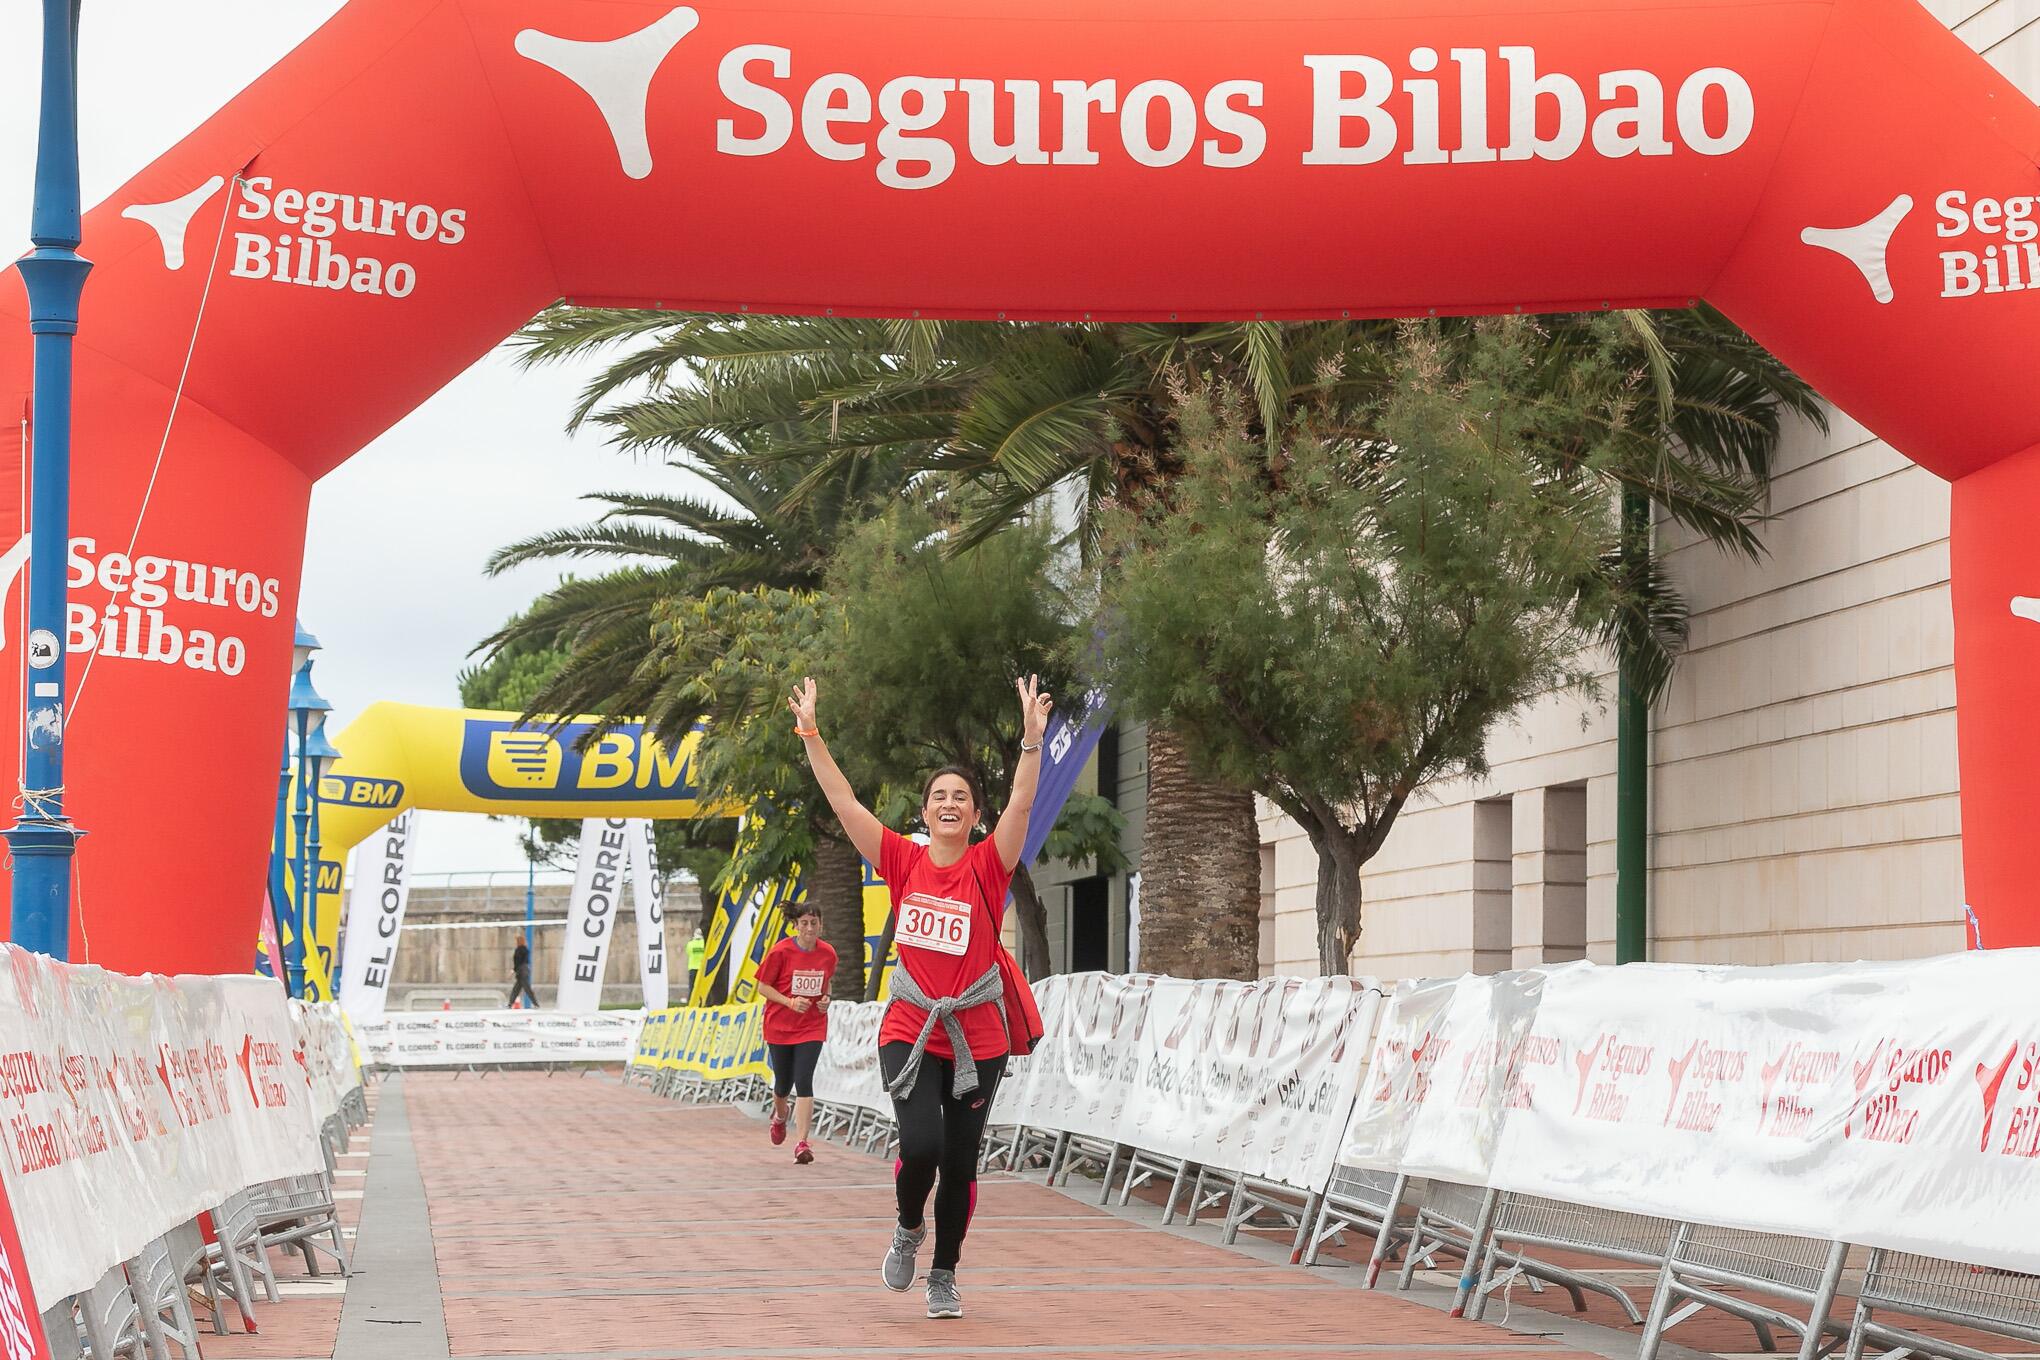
[789,674,1050,1321]
[755,901,837,1165]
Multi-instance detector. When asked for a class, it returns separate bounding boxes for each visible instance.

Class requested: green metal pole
[1615,488,1649,965]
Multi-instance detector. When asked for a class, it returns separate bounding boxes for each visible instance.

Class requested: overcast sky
[1,2,679,877]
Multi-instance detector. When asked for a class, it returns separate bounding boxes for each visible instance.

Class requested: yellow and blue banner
[627,1001,768,1081]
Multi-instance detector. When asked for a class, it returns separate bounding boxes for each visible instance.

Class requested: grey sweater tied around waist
[884,962,1005,1099]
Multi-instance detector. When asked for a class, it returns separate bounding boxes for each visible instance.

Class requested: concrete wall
[379,878,704,1009]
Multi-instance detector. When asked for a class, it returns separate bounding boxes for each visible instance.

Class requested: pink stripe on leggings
[894,1158,979,1230]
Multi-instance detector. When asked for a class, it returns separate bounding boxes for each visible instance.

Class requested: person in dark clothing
[509,937,540,1008]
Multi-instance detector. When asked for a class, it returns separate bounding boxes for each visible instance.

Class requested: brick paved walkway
[371,1072,1617,1360]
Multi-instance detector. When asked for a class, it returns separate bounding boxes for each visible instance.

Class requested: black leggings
[768,1040,823,1098]
[879,1041,1006,1272]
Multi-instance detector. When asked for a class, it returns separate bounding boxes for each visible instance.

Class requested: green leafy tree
[821,506,1128,984]
[636,587,878,999]
[513,306,1815,981]
[475,430,915,725]
[1099,324,1656,973]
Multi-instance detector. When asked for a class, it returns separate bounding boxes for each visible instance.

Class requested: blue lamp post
[267,624,321,987]
[285,657,333,998]
[7,0,90,959]
[300,724,342,997]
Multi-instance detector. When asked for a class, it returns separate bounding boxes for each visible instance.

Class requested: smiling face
[922,771,979,841]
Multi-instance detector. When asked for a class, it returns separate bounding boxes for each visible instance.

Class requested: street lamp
[7,0,91,959]
[285,656,332,999]
[301,724,342,997]
[292,619,320,677]
[270,624,322,986]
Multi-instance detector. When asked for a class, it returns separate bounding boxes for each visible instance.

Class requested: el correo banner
[556,818,630,1012]
[336,811,416,1025]
[0,948,324,1309]
[627,820,668,1012]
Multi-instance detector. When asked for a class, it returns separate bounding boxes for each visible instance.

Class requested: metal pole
[289,710,311,999]
[7,0,91,958]
[1615,487,1650,965]
[307,754,326,998]
[267,741,291,984]
[524,828,535,952]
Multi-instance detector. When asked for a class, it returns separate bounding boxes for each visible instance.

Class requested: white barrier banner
[1007,972,1379,1189]
[556,819,630,1013]
[1396,968,1559,1185]
[355,1009,643,1067]
[627,821,668,1013]
[1337,975,1456,1173]
[0,948,324,1309]
[336,811,415,1025]
[1481,952,2040,1273]
[812,1000,890,1114]
[291,1001,362,1126]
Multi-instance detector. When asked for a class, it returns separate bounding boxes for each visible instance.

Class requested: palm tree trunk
[1136,724,1262,980]
[1009,863,1054,980]
[863,911,895,1002]
[807,830,866,1000]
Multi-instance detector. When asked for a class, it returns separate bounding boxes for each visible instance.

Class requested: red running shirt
[757,938,837,1045]
[878,828,1014,1062]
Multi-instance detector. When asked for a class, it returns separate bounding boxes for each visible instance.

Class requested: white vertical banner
[556,817,630,1013]
[628,819,669,1012]
[336,811,415,1025]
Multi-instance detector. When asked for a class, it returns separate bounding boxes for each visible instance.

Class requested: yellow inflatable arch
[287,702,731,998]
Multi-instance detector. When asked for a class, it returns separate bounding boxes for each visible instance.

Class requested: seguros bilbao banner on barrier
[2,0,2039,991]
[0,949,325,1309]
[1331,950,2040,1275]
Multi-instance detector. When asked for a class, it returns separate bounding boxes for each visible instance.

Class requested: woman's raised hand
[1019,674,1053,746]
[788,676,819,734]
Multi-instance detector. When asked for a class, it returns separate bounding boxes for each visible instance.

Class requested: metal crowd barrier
[1045,1132,1117,1194]
[1220,1174,1324,1261]
[1844,1251,2040,1360]
[1114,1145,1187,1206]
[1302,1166,1407,1272]
[44,1094,364,1357]
[1637,1224,1849,1360]
[615,1018,2040,1360]
[1468,1192,1674,1326]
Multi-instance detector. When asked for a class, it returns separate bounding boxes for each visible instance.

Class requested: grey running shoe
[925,1268,962,1319]
[881,1222,925,1292]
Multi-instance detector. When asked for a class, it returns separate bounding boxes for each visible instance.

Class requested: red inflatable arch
[1,0,2036,973]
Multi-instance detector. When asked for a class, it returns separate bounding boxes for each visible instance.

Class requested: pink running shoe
[769,1116,787,1146]
[794,1140,815,1165]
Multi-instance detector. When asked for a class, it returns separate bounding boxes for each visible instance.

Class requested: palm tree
[474,434,915,1000]
[508,305,1820,978]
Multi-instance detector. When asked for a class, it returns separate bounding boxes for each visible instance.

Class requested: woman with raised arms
[787,674,1050,1321]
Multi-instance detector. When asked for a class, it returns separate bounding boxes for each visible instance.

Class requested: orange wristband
[794,725,819,738]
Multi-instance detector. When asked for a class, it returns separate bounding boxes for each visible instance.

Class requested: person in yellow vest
[686,927,706,994]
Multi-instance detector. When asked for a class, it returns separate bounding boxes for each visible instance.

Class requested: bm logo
[458,719,703,802]
[315,860,343,894]
[319,775,404,808]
